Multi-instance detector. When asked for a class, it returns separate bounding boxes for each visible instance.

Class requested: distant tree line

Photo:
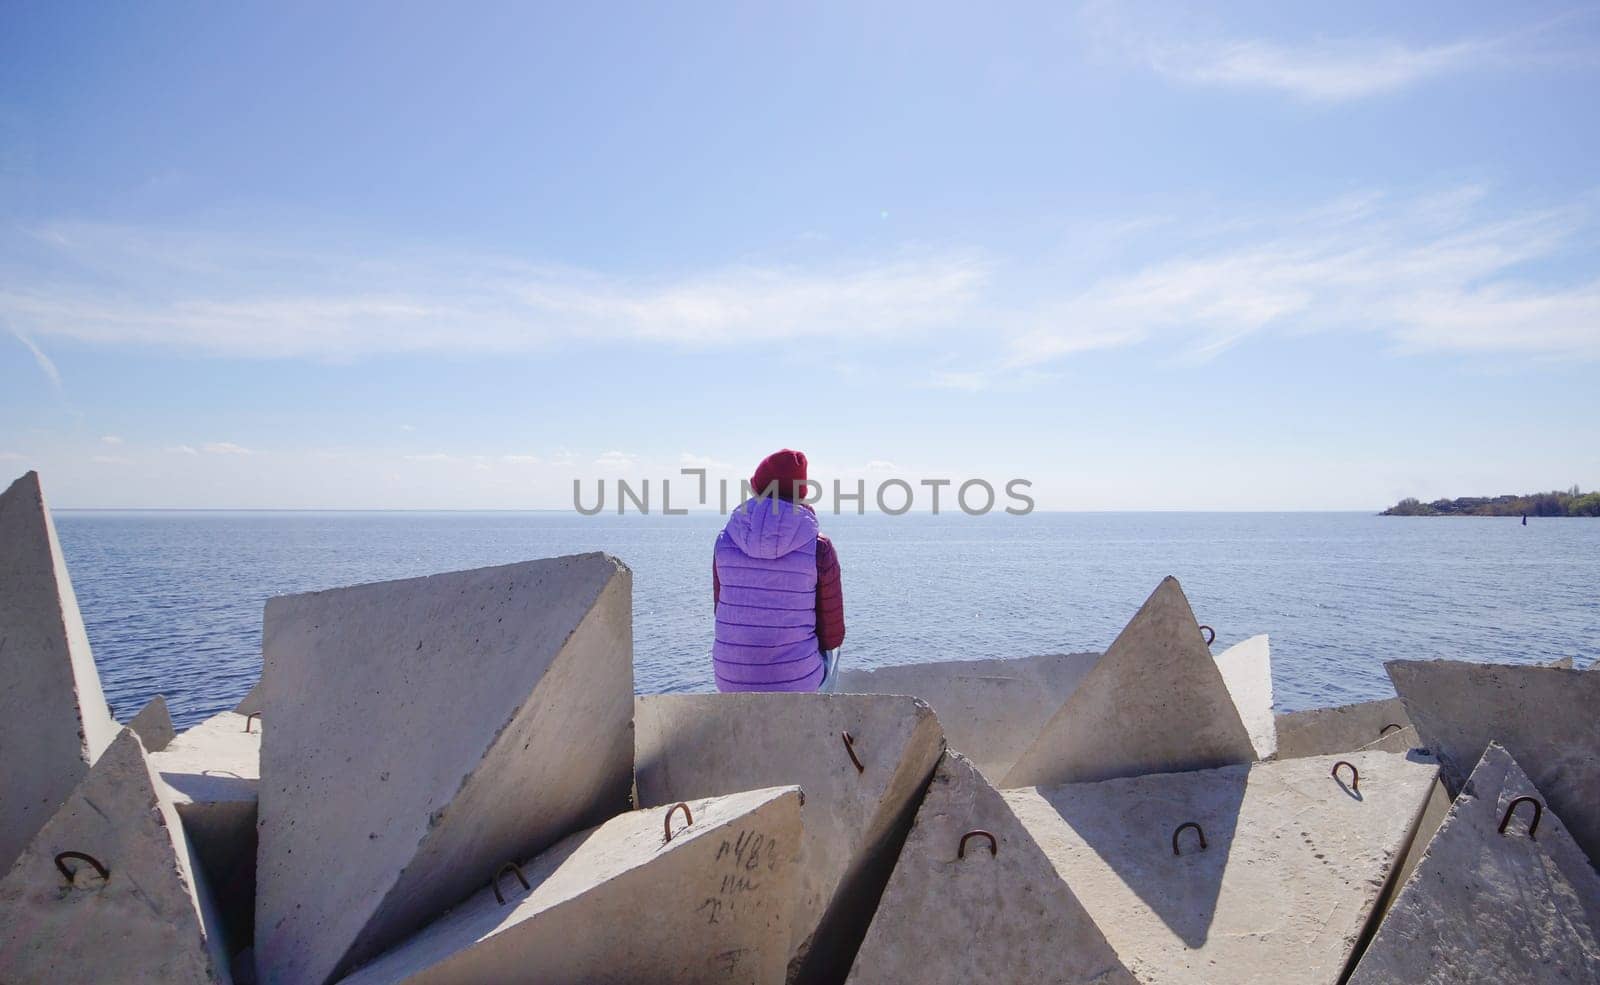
[1383,486,1600,517]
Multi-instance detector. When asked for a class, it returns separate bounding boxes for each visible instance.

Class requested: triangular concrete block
[635,693,944,985]
[128,693,178,752]
[153,710,264,955]
[1005,749,1439,984]
[233,677,264,715]
[1214,634,1277,760]
[846,752,1135,984]
[337,787,802,985]
[0,471,119,871]
[0,728,232,983]
[1002,576,1256,788]
[256,553,635,985]
[1348,744,1600,983]
[1386,659,1600,867]
[1275,697,1413,760]
[834,651,1100,780]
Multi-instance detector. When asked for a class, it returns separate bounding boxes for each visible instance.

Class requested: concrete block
[1005,749,1439,984]
[338,787,803,985]
[128,693,178,752]
[846,752,1135,985]
[1275,697,1413,760]
[1002,576,1257,788]
[1386,659,1600,867]
[234,677,264,715]
[1213,634,1277,760]
[635,693,945,985]
[256,553,634,985]
[152,710,263,952]
[0,471,119,872]
[1388,776,1453,897]
[0,728,232,983]
[833,652,1100,780]
[1348,743,1600,984]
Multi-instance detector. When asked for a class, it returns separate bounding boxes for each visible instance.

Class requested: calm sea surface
[54,510,1600,730]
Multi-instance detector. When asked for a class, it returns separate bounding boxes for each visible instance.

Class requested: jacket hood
[723,497,819,560]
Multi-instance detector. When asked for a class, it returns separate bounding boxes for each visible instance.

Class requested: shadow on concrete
[1032,766,1248,949]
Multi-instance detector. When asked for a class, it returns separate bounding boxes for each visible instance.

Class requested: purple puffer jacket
[712,497,824,692]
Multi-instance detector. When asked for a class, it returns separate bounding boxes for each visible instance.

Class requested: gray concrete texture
[337,787,803,985]
[833,652,1100,780]
[255,552,635,985]
[1004,749,1440,984]
[1275,697,1414,761]
[1003,576,1257,788]
[0,728,232,983]
[0,471,119,873]
[153,709,264,954]
[846,751,1135,985]
[233,678,264,716]
[635,693,944,985]
[1348,743,1600,983]
[1213,634,1277,760]
[1387,659,1600,867]
[128,693,178,752]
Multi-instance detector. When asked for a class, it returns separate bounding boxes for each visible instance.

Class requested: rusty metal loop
[54,851,109,885]
[663,802,694,843]
[958,830,998,859]
[1498,796,1543,838]
[1172,822,1207,856]
[244,712,262,734]
[1379,723,1405,736]
[841,731,865,773]
[1197,625,1215,646]
[491,861,530,905]
[1332,760,1360,792]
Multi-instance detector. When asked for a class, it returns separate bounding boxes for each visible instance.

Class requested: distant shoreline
[1382,488,1599,517]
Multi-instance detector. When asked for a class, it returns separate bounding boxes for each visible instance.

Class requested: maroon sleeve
[814,534,845,650]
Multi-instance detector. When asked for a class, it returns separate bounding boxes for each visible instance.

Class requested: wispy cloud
[167,444,199,455]
[100,434,123,445]
[594,450,636,470]
[679,452,734,471]
[3,186,1597,381]
[1150,36,1485,102]
[0,223,986,359]
[1000,187,1600,370]
[90,454,130,464]
[8,327,62,389]
[0,451,25,461]
[202,441,254,455]
[1086,4,1582,102]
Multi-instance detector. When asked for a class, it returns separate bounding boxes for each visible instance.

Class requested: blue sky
[2,0,1597,509]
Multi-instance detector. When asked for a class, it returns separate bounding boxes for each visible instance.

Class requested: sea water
[54,510,1600,729]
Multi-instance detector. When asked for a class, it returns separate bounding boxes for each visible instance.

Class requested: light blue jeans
[818,648,842,693]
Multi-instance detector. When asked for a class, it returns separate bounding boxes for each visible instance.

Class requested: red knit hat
[751,449,808,500]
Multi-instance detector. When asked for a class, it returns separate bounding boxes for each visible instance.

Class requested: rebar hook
[841,731,864,773]
[958,830,997,859]
[244,712,262,734]
[1332,760,1360,792]
[54,851,109,885]
[664,802,694,843]
[1498,796,1543,839]
[1172,822,1207,856]
[491,861,530,905]
[1197,625,1215,646]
